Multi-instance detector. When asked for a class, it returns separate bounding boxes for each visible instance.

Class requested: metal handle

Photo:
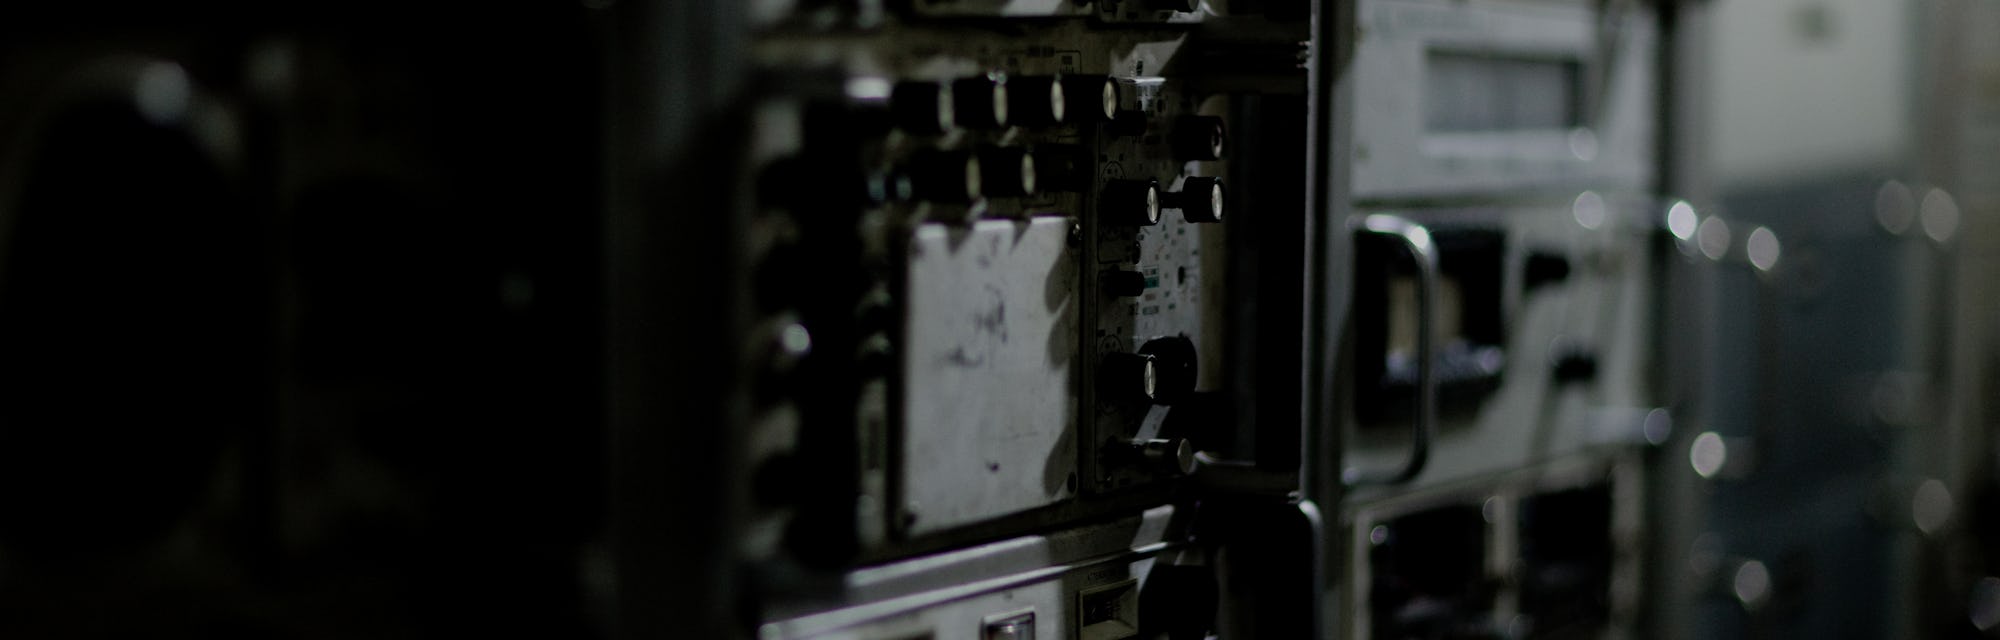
[1344,214,1437,486]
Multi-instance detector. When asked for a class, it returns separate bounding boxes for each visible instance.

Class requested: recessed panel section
[901,218,1080,536]
[1424,51,1582,133]
[1351,0,1657,198]
[1078,578,1140,640]
[1368,504,1494,640]
[1517,485,1614,638]
[1355,224,1507,425]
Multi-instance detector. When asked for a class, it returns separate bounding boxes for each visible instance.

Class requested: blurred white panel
[1707,0,1913,185]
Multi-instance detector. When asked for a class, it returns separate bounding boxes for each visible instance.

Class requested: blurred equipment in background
[1335,0,1664,637]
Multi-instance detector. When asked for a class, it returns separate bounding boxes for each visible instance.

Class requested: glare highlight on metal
[1971,577,2000,631]
[1690,431,1727,478]
[780,323,813,357]
[1875,180,1916,235]
[1696,217,1731,261]
[1573,191,1606,230]
[1746,226,1781,271]
[1667,201,1698,240]
[135,62,193,126]
[1921,188,1961,243]
[1914,479,1953,536]
[1642,408,1673,446]
[1733,560,1771,610]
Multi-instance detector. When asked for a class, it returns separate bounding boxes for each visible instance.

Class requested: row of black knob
[891,74,1119,134]
[761,145,1051,207]
[898,147,1042,203]
[888,75,1229,162]
[1101,176,1225,226]
[765,155,1225,226]
[912,0,1200,11]
[889,148,1228,215]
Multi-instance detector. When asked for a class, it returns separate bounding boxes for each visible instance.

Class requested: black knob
[854,287,895,329]
[856,333,894,378]
[756,318,814,401]
[1059,74,1120,124]
[1138,335,1197,404]
[1524,251,1573,290]
[1108,109,1150,137]
[1102,269,1149,298]
[1168,177,1225,223]
[1007,75,1065,127]
[1101,178,1161,226]
[1172,115,1226,161]
[1552,348,1599,384]
[890,81,954,134]
[905,149,982,202]
[1139,562,1218,640]
[1101,352,1162,404]
[952,74,1009,130]
[1031,144,1092,192]
[1132,438,1197,476]
[977,147,1037,198]
[867,168,911,204]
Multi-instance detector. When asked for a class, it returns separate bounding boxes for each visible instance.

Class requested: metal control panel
[743,3,1313,639]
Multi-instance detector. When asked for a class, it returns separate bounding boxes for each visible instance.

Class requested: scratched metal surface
[900,217,1081,536]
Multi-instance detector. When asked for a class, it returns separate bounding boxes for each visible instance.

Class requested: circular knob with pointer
[1172,115,1226,161]
[1007,75,1065,128]
[977,147,1036,198]
[889,81,954,134]
[952,74,1009,130]
[1058,74,1119,124]
[1101,178,1161,226]
[1130,438,1197,476]
[1101,352,1162,404]
[904,149,982,203]
[1167,177,1225,223]
[1138,335,1197,404]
